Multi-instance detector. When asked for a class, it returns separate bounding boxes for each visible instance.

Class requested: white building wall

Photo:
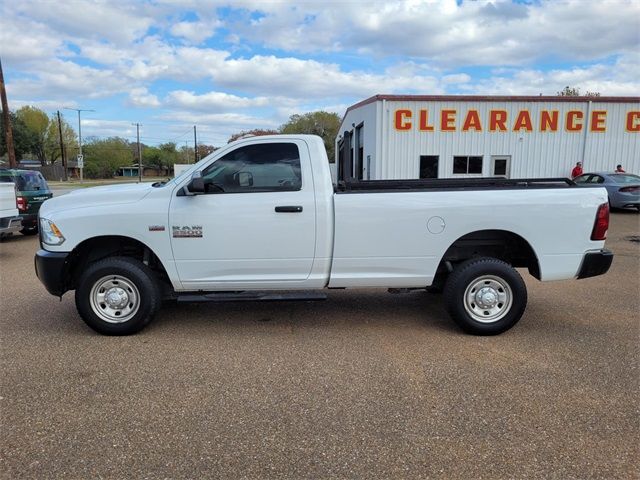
[337,101,378,179]
[339,98,640,180]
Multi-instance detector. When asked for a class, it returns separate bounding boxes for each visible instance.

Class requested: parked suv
[0,169,52,235]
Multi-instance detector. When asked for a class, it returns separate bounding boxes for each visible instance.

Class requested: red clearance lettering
[626,111,640,132]
[441,110,456,131]
[395,109,412,130]
[462,110,482,131]
[590,111,606,132]
[419,109,434,131]
[489,110,508,132]
[513,110,533,132]
[540,110,559,132]
[566,111,583,131]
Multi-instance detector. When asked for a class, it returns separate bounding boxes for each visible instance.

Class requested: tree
[142,146,163,173]
[557,86,601,97]
[83,137,134,178]
[279,111,340,160]
[44,114,78,164]
[143,142,182,174]
[1,112,34,161]
[228,128,278,143]
[197,144,217,159]
[178,144,194,164]
[16,106,50,165]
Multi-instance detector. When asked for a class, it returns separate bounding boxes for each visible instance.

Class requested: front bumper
[577,249,614,279]
[34,249,70,296]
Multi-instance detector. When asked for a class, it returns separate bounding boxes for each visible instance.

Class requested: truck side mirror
[185,171,205,195]
[234,171,253,187]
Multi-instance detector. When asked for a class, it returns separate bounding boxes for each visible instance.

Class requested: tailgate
[24,192,53,214]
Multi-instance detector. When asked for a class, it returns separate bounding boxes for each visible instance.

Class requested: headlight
[39,218,65,245]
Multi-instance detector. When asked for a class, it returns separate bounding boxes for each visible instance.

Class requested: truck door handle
[275,206,303,213]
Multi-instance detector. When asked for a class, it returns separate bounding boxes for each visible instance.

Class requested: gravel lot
[1,212,639,479]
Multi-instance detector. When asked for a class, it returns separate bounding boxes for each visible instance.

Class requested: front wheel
[75,257,161,335]
[443,257,527,335]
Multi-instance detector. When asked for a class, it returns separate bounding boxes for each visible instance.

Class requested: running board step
[177,291,327,303]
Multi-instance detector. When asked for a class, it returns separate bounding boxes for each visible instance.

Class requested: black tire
[20,226,38,236]
[75,256,161,335]
[443,257,527,335]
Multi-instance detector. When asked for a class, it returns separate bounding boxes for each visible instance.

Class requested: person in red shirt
[571,162,583,178]
[615,164,626,173]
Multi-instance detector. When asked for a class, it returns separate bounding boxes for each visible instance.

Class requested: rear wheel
[443,257,527,335]
[75,257,161,335]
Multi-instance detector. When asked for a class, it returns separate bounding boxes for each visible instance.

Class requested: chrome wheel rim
[89,275,140,324]
[463,275,513,323]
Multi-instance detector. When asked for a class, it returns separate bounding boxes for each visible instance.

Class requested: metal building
[336,95,640,180]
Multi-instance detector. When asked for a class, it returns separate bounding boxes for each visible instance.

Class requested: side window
[201,143,302,194]
[573,174,591,184]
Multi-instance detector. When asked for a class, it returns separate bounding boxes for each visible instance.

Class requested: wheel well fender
[435,229,541,282]
[64,235,170,290]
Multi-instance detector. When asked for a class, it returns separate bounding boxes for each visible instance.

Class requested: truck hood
[40,182,155,217]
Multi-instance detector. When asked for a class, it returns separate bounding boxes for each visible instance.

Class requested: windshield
[611,174,640,184]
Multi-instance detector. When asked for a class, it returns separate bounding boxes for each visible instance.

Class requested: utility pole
[193,125,198,164]
[64,107,94,182]
[56,111,67,181]
[133,123,142,182]
[0,58,17,168]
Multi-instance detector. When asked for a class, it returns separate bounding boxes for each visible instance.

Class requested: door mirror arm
[182,171,205,196]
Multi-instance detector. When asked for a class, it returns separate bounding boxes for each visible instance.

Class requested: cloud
[81,119,138,139]
[228,0,640,67]
[466,53,640,96]
[10,99,79,112]
[2,0,638,148]
[170,17,222,44]
[9,0,154,46]
[128,88,161,108]
[6,59,129,100]
[166,90,270,111]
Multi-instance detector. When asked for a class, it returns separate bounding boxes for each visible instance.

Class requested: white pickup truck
[35,135,613,335]
[0,182,22,238]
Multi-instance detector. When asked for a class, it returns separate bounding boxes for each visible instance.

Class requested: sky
[1,0,639,147]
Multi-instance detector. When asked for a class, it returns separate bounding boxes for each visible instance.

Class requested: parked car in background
[0,182,22,238]
[573,173,640,212]
[0,169,53,235]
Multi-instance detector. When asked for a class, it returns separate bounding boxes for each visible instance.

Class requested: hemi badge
[148,225,165,231]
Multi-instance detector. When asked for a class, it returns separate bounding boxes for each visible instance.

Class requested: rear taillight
[16,196,26,211]
[591,203,609,241]
[619,186,639,193]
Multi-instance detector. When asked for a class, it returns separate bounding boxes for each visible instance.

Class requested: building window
[419,155,439,179]
[493,159,507,176]
[453,156,483,175]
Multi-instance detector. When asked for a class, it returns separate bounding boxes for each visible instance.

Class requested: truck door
[169,139,316,289]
